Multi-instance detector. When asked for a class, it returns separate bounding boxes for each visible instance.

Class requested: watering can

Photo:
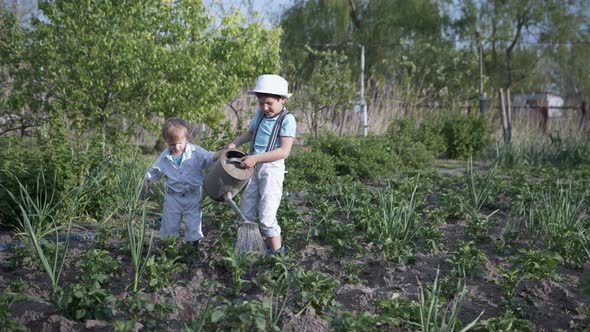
[204,148,254,201]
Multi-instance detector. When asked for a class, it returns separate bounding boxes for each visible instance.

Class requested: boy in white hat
[227,74,296,254]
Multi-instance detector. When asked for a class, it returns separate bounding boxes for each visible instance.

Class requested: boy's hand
[240,155,257,168]
[226,143,237,149]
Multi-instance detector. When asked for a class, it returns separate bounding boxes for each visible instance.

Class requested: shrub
[285,148,336,191]
[310,132,401,181]
[440,112,492,159]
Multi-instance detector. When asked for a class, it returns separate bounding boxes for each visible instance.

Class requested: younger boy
[227,74,296,253]
[145,117,221,255]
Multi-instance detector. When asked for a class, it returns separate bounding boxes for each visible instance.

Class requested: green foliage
[287,47,356,138]
[23,0,281,140]
[56,283,116,321]
[524,181,589,268]
[378,292,419,323]
[331,311,392,332]
[495,137,590,169]
[78,249,122,286]
[0,292,27,332]
[497,249,559,302]
[210,298,274,332]
[387,111,492,161]
[309,132,401,182]
[512,249,560,281]
[341,260,365,285]
[295,270,341,315]
[285,148,336,191]
[440,112,492,159]
[387,116,439,163]
[446,241,487,277]
[144,254,186,292]
[416,270,482,332]
[362,181,423,262]
[123,290,182,331]
[475,311,533,332]
[465,214,491,242]
[219,248,259,295]
[0,134,118,230]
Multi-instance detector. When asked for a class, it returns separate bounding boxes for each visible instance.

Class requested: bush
[440,112,492,159]
[386,116,437,167]
[387,111,492,160]
[286,148,336,191]
[310,132,401,181]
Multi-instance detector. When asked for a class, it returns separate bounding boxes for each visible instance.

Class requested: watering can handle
[226,157,243,165]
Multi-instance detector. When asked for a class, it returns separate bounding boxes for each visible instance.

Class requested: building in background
[512,92,564,118]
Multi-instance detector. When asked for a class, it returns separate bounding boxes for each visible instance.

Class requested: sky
[203,0,295,27]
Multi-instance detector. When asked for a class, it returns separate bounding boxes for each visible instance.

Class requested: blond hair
[162,117,189,141]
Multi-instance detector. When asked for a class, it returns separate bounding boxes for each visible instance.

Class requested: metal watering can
[204,149,266,254]
[204,148,253,201]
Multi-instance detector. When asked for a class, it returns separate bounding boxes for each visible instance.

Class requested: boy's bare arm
[227,129,253,149]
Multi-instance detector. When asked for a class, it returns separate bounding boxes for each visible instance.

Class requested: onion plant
[415,270,482,332]
[465,156,497,216]
[113,154,154,291]
[372,180,422,261]
[5,165,107,297]
[525,181,588,267]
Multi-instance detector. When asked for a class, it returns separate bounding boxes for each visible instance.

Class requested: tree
[8,0,281,152]
[280,0,474,109]
[287,47,356,138]
[454,0,590,97]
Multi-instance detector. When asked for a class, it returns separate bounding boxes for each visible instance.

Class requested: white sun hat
[248,74,292,98]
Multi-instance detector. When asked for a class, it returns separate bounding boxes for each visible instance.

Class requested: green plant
[524,181,589,268]
[440,112,492,159]
[295,270,341,315]
[219,248,259,295]
[254,255,296,327]
[5,174,73,297]
[210,298,274,331]
[513,249,560,280]
[331,311,391,332]
[464,157,498,215]
[465,214,491,242]
[475,311,533,331]
[185,281,221,332]
[415,270,482,332]
[56,282,116,321]
[368,181,423,262]
[285,148,337,191]
[446,241,487,277]
[0,292,27,332]
[115,156,154,291]
[123,290,182,330]
[7,243,33,270]
[78,249,123,286]
[144,254,186,291]
[342,260,364,285]
[377,292,419,324]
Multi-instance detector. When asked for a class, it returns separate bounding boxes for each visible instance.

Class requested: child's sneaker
[266,244,286,255]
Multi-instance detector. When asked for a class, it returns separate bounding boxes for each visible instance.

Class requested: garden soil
[2,166,590,330]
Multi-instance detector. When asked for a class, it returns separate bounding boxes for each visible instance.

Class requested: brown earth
[2,176,590,331]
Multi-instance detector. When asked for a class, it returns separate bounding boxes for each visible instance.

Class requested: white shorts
[239,160,285,238]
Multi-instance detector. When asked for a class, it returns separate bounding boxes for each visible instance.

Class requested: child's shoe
[188,240,203,268]
[266,244,286,255]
